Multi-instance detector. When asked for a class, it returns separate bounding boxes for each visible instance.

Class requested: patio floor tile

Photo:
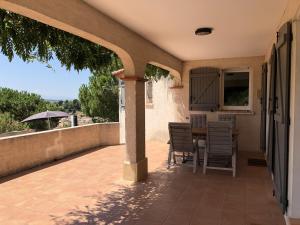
[0,141,286,225]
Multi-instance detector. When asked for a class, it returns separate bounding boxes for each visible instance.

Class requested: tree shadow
[49,165,188,225]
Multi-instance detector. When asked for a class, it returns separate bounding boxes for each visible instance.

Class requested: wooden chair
[218,113,238,152]
[203,121,236,177]
[190,114,207,128]
[190,114,207,163]
[218,114,236,128]
[168,122,199,173]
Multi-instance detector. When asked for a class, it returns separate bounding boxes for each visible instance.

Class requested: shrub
[0,112,29,134]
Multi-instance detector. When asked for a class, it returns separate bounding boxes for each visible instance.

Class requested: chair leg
[197,148,201,165]
[182,152,185,163]
[203,150,208,174]
[232,151,236,177]
[193,150,198,174]
[234,138,239,158]
[167,145,172,169]
[173,151,176,164]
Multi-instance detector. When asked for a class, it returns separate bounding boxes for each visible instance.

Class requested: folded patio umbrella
[22,111,69,129]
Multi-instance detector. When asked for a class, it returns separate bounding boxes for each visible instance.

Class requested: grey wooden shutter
[189,67,220,111]
[260,63,268,152]
[273,21,292,213]
[267,45,276,173]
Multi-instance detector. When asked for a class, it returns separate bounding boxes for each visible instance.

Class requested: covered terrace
[1,0,300,225]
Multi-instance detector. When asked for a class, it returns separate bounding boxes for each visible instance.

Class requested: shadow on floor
[49,152,286,225]
[50,166,180,225]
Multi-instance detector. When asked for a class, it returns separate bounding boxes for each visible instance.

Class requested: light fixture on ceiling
[195,27,213,36]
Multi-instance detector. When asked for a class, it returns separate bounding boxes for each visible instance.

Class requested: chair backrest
[207,121,233,155]
[190,114,207,128]
[168,122,194,153]
[218,114,236,128]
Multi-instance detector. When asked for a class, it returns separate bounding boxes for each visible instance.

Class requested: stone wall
[0,123,120,178]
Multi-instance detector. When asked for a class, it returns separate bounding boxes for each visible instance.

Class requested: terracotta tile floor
[0,141,286,225]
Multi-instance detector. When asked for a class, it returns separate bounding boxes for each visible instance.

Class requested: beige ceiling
[84,0,287,61]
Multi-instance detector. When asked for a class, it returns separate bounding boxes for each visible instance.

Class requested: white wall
[119,76,185,143]
[182,57,264,152]
[118,56,264,152]
[287,20,300,218]
[145,77,186,142]
[120,56,264,152]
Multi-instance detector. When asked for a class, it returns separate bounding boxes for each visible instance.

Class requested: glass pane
[146,81,153,103]
[224,72,249,106]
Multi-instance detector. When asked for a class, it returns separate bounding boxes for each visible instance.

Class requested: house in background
[1,0,300,224]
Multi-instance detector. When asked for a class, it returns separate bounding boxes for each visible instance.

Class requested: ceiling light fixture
[195,27,213,36]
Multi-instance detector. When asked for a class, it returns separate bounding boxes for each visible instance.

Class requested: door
[267,45,276,173]
[260,63,268,152]
[273,21,292,212]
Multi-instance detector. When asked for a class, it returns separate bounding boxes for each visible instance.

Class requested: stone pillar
[123,78,148,182]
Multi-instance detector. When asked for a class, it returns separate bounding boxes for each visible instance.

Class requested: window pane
[224,72,249,106]
[146,81,153,104]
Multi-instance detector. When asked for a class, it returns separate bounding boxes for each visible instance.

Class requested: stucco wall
[145,77,186,142]
[143,56,264,152]
[0,123,120,178]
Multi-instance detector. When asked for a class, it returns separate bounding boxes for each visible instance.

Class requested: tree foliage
[0,9,116,72]
[0,9,169,80]
[58,99,81,113]
[0,87,61,121]
[79,71,119,122]
[0,112,29,134]
[145,64,169,81]
[0,87,62,131]
[0,9,171,124]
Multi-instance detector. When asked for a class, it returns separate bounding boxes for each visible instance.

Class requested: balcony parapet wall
[0,123,120,178]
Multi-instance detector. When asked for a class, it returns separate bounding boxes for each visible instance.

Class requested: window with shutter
[146,81,153,104]
[189,67,220,111]
[119,80,125,108]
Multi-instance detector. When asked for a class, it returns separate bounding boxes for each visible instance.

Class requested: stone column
[123,78,148,182]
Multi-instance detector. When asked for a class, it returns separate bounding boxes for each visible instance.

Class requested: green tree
[61,99,81,113]
[0,112,29,134]
[0,87,62,130]
[79,72,119,121]
[0,9,169,80]
[0,87,47,121]
[72,99,81,112]
[0,9,170,124]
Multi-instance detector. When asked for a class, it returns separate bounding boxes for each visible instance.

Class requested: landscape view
[0,8,166,137]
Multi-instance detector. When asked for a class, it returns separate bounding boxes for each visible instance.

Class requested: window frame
[145,80,153,105]
[220,67,253,111]
[119,80,125,108]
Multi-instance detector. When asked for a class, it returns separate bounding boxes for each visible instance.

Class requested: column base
[123,158,148,182]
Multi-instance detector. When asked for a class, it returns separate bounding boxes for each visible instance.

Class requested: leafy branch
[0,9,169,80]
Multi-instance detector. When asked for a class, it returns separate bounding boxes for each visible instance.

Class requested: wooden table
[192,127,239,136]
[168,127,239,165]
[167,128,239,145]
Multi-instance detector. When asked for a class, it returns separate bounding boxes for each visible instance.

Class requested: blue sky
[0,54,90,100]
